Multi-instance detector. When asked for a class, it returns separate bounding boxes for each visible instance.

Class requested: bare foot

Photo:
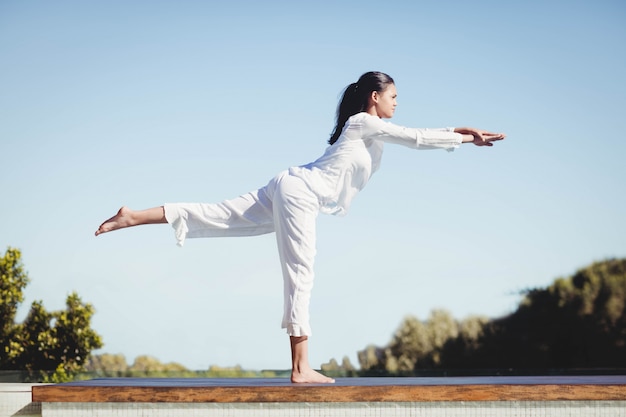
[291,366,335,384]
[95,207,136,236]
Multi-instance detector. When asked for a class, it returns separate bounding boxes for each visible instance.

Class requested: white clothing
[290,113,462,215]
[164,171,318,336]
[164,112,462,336]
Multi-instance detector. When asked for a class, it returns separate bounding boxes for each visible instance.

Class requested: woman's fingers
[457,128,506,146]
[483,133,506,142]
[474,133,504,146]
[484,132,506,139]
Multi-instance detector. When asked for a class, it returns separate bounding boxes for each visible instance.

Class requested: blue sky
[1,0,624,371]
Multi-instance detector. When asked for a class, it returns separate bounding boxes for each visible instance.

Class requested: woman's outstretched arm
[95,206,167,236]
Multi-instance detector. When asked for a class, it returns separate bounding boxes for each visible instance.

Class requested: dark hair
[328,71,395,145]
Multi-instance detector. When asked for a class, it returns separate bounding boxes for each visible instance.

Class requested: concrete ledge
[0,383,42,417]
[36,400,626,417]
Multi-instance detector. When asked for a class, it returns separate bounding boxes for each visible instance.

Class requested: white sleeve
[363,117,462,151]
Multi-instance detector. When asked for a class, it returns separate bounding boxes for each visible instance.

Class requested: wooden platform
[32,375,626,403]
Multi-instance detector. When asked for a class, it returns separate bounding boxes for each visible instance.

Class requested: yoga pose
[96,71,505,383]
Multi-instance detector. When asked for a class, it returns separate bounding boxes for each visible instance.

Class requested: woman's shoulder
[348,112,390,130]
[348,112,382,125]
[349,112,371,120]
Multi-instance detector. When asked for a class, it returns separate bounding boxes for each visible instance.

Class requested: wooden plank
[32,376,626,403]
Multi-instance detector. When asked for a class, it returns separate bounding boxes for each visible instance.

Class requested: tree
[356,258,626,375]
[0,247,103,381]
[131,355,187,373]
[321,356,357,377]
[473,258,626,369]
[84,353,129,374]
[0,247,29,365]
[359,309,465,374]
[386,315,432,372]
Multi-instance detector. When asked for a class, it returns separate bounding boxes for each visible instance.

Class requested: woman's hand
[455,127,506,147]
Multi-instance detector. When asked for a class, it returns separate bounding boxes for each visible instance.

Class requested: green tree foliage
[467,258,626,370]
[131,355,187,373]
[0,247,103,381]
[84,353,188,376]
[321,356,358,377]
[84,353,129,374]
[358,310,483,374]
[84,353,278,378]
[0,247,29,365]
[358,258,626,374]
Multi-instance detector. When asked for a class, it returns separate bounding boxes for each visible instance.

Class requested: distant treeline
[323,258,626,376]
[5,244,622,382]
[82,354,279,379]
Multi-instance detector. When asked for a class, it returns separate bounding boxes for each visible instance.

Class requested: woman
[95,71,505,383]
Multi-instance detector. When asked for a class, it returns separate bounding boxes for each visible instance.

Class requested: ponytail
[328,71,395,145]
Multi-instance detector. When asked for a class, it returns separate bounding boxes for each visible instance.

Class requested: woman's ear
[370,91,379,103]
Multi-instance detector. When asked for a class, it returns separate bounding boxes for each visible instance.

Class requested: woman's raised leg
[95,206,167,236]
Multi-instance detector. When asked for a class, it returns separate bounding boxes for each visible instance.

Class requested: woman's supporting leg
[270,174,334,383]
[290,336,335,383]
[95,206,166,236]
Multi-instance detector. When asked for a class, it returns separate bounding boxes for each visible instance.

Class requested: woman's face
[372,84,397,119]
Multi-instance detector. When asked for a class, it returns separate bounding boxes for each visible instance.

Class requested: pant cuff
[283,322,312,337]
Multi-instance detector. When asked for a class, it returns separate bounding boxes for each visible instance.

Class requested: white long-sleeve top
[288,112,462,216]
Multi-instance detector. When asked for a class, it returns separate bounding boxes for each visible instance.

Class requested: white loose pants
[163,171,319,337]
